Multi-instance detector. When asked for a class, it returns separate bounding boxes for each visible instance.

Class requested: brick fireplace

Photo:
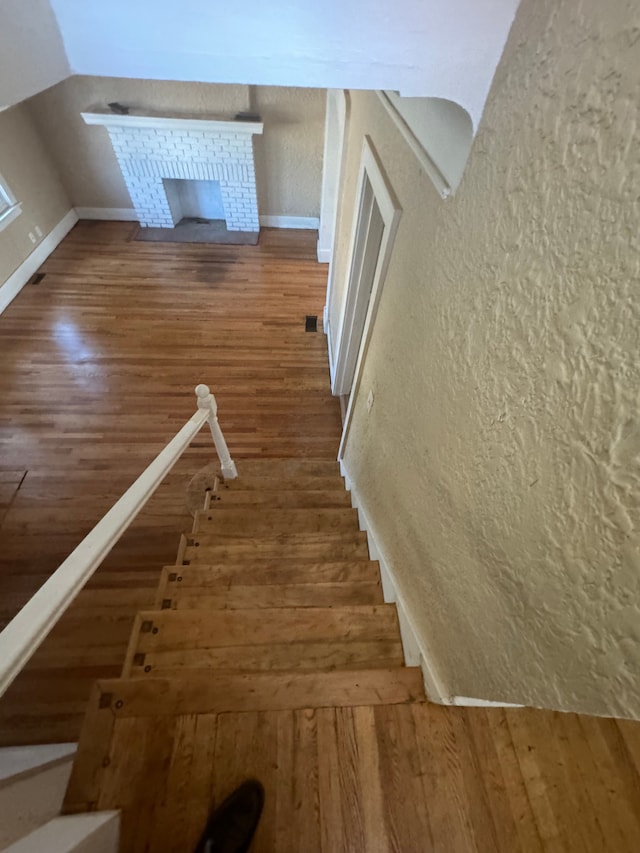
[81,110,263,231]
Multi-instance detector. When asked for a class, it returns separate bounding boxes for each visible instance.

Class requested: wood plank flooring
[2,222,640,851]
[65,694,640,853]
[0,222,340,744]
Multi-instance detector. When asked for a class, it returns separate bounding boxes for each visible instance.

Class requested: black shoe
[194,779,265,853]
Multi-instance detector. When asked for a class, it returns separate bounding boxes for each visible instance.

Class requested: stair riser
[128,606,399,654]
[229,460,341,478]
[126,640,405,677]
[157,582,384,610]
[192,507,359,535]
[181,541,370,562]
[157,561,381,590]
[94,668,425,716]
[209,490,351,508]
[219,477,344,492]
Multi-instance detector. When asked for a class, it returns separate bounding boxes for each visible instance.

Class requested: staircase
[61,459,426,851]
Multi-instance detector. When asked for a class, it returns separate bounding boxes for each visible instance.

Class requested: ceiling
[1,0,520,127]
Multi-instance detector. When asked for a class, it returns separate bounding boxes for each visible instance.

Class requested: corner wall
[328,0,640,717]
[0,105,72,291]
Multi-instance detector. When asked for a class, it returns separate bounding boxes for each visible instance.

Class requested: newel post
[195,384,238,479]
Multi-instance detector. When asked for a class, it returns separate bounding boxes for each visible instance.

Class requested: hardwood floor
[65,697,640,853]
[2,222,640,851]
[0,222,340,744]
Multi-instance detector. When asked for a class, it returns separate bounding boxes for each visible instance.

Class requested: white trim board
[259,215,319,230]
[0,744,76,786]
[339,459,449,704]
[4,812,120,853]
[81,110,263,136]
[317,90,349,264]
[451,696,524,708]
[326,317,336,387]
[75,210,320,231]
[376,91,451,200]
[335,137,401,455]
[75,207,139,221]
[339,458,524,708]
[0,209,78,315]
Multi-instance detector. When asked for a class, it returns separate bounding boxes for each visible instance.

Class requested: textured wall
[329,0,640,717]
[253,86,325,218]
[26,78,325,219]
[0,104,72,287]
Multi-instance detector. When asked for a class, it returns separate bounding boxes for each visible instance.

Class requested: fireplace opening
[163,178,226,224]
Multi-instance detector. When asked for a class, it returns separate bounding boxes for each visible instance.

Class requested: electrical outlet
[366,389,375,413]
[34,226,42,238]
[28,232,36,244]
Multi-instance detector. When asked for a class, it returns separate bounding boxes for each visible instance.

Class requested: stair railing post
[195,384,238,479]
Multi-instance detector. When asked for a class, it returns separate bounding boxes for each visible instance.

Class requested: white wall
[0,0,70,110]
[47,0,520,128]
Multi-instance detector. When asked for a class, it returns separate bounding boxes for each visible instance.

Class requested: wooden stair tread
[92,668,425,716]
[193,506,359,535]
[185,529,365,545]
[231,459,341,478]
[209,489,351,507]
[62,670,425,824]
[129,605,398,651]
[156,580,384,610]
[218,476,344,492]
[157,560,381,588]
[180,536,370,563]
[126,639,405,677]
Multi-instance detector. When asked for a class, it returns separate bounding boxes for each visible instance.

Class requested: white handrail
[0,385,237,698]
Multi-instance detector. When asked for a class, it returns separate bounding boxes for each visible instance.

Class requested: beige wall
[0,105,72,287]
[329,0,640,717]
[26,78,325,218]
[252,86,325,218]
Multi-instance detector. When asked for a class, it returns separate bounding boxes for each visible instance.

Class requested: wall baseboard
[450,696,524,708]
[259,215,319,230]
[74,209,321,231]
[339,459,524,708]
[0,209,78,315]
[339,459,451,704]
[75,207,139,221]
[317,244,332,263]
[326,317,336,386]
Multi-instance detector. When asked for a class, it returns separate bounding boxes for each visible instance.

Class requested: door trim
[334,136,401,458]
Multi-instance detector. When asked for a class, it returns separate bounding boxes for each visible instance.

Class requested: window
[0,173,21,231]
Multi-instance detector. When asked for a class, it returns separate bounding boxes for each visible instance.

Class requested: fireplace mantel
[81,109,263,136]
[81,109,263,231]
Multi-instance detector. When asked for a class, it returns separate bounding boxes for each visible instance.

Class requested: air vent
[305,315,318,332]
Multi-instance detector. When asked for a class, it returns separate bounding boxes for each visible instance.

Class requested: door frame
[333,135,401,456]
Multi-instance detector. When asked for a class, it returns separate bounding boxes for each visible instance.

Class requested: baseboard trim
[0,209,78,315]
[75,207,139,221]
[339,459,524,708]
[339,459,451,703]
[74,210,321,231]
[317,244,332,263]
[259,215,319,230]
[326,317,336,386]
[450,696,524,708]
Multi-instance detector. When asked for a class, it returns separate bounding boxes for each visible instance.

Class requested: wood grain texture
[5,222,640,851]
[0,223,340,744]
[192,506,360,534]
